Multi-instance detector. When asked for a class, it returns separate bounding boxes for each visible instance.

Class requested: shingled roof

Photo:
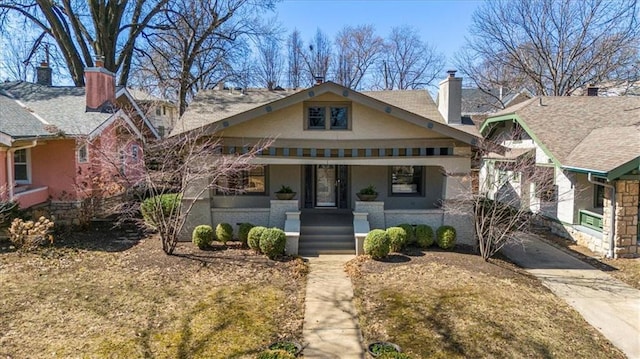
[172,82,480,141]
[486,96,640,174]
[0,81,113,137]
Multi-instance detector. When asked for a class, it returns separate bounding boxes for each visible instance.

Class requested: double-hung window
[14,149,29,184]
[306,103,350,130]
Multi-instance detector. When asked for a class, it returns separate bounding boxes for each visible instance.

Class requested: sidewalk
[302,255,365,358]
[501,233,640,359]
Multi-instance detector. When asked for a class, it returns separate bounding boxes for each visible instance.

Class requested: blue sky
[273,0,483,68]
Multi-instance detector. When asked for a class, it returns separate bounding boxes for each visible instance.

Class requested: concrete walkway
[501,233,640,359]
[303,255,365,358]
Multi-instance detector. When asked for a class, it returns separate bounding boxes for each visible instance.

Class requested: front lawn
[0,229,306,358]
[347,247,625,359]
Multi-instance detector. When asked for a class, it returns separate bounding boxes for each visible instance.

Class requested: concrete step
[300,234,354,242]
[300,225,354,234]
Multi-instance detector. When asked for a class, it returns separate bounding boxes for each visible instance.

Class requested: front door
[316,165,336,207]
[303,165,349,209]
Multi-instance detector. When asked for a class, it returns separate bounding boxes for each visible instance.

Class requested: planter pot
[367,341,401,357]
[268,341,303,356]
[275,192,296,200]
[357,193,378,201]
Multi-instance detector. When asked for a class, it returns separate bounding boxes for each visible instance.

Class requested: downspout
[588,173,615,258]
[6,140,38,201]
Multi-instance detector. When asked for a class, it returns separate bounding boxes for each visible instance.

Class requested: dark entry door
[303,165,348,209]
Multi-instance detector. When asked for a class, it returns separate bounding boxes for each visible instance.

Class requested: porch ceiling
[249,156,471,173]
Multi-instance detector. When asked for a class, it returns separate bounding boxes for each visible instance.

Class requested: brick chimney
[438,70,462,125]
[85,56,116,112]
[586,85,599,97]
[36,61,52,86]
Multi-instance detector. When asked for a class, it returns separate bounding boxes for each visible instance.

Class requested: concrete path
[501,233,640,359]
[303,255,365,358]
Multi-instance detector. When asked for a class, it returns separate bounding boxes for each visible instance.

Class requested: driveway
[501,233,640,359]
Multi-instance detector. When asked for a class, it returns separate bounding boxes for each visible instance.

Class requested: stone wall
[354,201,384,229]
[611,180,639,258]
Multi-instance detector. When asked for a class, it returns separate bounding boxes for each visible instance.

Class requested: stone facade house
[173,73,480,255]
[0,61,159,224]
[480,94,640,258]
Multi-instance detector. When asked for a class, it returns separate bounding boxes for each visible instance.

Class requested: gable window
[155,107,161,116]
[217,165,267,195]
[77,144,88,163]
[13,149,30,184]
[390,166,423,196]
[305,103,351,130]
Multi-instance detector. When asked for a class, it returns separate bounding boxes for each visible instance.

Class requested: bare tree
[134,0,274,115]
[0,0,169,86]
[376,25,445,90]
[255,36,284,90]
[287,29,304,89]
[334,24,384,89]
[459,0,639,96]
[301,28,332,84]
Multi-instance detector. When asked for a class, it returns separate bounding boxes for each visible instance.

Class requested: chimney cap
[446,69,457,77]
[314,76,324,84]
[39,61,49,68]
[94,55,105,67]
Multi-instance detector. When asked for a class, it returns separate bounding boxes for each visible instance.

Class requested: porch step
[299,211,355,256]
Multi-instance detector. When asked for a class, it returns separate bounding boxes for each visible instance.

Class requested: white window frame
[13,148,31,184]
[77,144,88,163]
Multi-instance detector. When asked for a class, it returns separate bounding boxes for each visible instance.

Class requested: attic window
[305,103,351,130]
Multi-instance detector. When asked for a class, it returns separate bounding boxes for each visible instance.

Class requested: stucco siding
[219,101,442,140]
[31,140,77,200]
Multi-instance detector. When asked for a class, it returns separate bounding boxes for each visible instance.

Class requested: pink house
[0,60,158,224]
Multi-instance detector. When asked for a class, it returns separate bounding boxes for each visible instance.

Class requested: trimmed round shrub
[436,225,457,250]
[257,350,295,359]
[192,225,213,249]
[140,194,181,228]
[364,229,390,259]
[215,222,233,244]
[386,227,407,252]
[237,222,254,245]
[397,223,416,245]
[248,226,267,252]
[415,224,434,248]
[259,227,286,259]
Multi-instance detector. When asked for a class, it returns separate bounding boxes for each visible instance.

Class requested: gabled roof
[124,87,176,106]
[0,81,159,141]
[172,81,479,144]
[462,88,532,115]
[482,96,640,179]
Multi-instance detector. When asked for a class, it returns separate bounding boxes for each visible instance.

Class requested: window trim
[389,165,424,197]
[215,165,268,196]
[131,144,140,162]
[77,144,89,163]
[13,148,31,184]
[304,102,352,131]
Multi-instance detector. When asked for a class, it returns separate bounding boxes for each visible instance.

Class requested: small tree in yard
[135,131,272,254]
[448,129,568,261]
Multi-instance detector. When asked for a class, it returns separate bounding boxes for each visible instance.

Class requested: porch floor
[299,210,355,256]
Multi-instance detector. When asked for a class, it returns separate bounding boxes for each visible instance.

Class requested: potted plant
[275,185,296,200]
[266,340,303,356]
[357,184,378,201]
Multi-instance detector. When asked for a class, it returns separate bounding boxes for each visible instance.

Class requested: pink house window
[78,144,88,163]
[14,149,30,184]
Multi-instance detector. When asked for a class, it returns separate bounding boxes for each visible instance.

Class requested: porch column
[609,180,639,258]
[180,176,212,240]
[442,171,475,246]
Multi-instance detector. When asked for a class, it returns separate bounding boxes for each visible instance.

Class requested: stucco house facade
[480,94,640,258]
[173,73,480,255]
[0,61,159,224]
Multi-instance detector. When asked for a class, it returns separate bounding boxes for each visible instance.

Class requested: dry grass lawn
[347,247,625,359]
[0,228,306,359]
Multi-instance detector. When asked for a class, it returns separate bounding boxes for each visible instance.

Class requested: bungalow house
[172,71,480,255]
[461,87,532,125]
[480,93,640,258]
[126,88,178,138]
[0,60,159,224]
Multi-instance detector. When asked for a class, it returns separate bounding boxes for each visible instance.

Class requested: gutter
[587,173,615,258]
[6,140,38,201]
